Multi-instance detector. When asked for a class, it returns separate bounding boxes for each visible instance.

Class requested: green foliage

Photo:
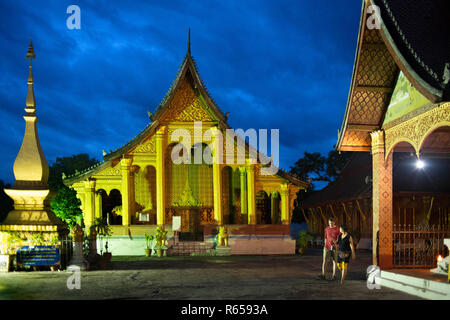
[290,152,326,185]
[82,235,90,256]
[325,150,352,182]
[145,233,154,250]
[289,149,352,224]
[290,150,352,190]
[48,154,99,191]
[50,185,83,229]
[92,217,112,254]
[296,231,313,249]
[154,227,168,247]
[1,231,60,254]
[93,217,111,237]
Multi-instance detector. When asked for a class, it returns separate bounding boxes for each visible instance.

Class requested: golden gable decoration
[384,102,450,158]
[133,137,156,154]
[175,99,212,122]
[161,76,213,122]
[96,167,121,176]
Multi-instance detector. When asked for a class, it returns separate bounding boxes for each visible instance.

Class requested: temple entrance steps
[168,241,215,256]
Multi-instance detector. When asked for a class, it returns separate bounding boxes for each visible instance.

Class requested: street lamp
[416,159,425,169]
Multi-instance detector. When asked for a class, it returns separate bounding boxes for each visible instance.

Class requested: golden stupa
[1,39,63,237]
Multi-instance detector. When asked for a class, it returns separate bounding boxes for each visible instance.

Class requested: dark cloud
[0,0,361,184]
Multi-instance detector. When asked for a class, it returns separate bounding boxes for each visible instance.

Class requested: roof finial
[25,37,36,112]
[26,37,36,60]
[187,28,191,55]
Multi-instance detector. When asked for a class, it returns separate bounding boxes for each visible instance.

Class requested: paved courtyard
[0,248,420,300]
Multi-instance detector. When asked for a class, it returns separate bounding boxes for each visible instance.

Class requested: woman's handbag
[338,251,350,259]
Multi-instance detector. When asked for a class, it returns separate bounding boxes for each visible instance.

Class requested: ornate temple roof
[336,0,450,152]
[374,0,450,101]
[102,33,229,162]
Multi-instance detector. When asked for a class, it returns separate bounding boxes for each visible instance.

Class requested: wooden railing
[393,224,450,268]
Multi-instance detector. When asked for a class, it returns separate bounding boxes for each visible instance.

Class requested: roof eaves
[336,0,368,151]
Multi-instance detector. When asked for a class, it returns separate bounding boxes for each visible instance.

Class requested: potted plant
[154,227,168,257]
[296,231,313,255]
[145,233,154,257]
[94,217,112,263]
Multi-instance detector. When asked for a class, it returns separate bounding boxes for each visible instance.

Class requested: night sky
[0,0,362,185]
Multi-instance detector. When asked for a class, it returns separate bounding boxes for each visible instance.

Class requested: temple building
[301,152,450,256]
[335,0,450,270]
[64,35,308,255]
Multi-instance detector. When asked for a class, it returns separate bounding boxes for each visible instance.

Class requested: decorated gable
[130,135,156,155]
[160,74,214,122]
[383,71,431,125]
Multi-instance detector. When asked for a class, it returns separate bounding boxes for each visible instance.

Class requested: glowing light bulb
[416,159,425,169]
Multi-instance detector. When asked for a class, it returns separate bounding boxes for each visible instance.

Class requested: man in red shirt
[320,217,341,280]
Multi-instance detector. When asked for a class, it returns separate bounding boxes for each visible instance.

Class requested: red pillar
[371,130,393,269]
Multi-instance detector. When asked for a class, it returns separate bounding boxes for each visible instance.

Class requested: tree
[290,152,327,188]
[0,180,14,222]
[325,150,352,182]
[290,150,352,189]
[50,185,83,229]
[289,149,352,224]
[48,154,99,191]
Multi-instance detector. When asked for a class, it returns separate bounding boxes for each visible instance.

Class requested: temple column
[270,191,278,224]
[156,126,166,226]
[120,158,133,226]
[280,183,290,225]
[83,180,96,230]
[371,130,393,269]
[94,191,103,220]
[239,166,247,224]
[212,127,223,225]
[246,162,256,225]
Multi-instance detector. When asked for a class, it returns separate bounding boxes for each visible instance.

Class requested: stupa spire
[25,38,36,114]
[11,38,49,187]
[1,38,64,238]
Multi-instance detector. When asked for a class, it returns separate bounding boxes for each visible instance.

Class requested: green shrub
[297,231,313,249]
[50,185,82,229]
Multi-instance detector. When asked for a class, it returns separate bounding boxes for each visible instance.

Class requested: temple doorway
[256,190,271,224]
[166,142,213,241]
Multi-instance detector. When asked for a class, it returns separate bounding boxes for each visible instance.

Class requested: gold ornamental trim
[384,102,450,159]
[0,224,58,232]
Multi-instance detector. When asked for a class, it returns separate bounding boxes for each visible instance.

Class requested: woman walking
[336,224,356,284]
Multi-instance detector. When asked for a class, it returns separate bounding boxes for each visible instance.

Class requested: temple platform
[381,269,450,300]
[102,224,296,256]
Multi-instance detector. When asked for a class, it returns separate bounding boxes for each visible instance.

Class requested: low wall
[204,224,296,255]
[109,224,174,237]
[98,225,174,256]
[100,224,295,256]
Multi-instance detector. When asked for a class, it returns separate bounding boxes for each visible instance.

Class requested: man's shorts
[323,247,338,262]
